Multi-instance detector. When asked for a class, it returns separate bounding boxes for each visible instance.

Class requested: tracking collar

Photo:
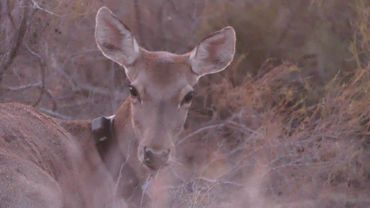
[91,115,115,144]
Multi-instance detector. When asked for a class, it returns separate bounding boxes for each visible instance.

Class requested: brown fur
[95,7,235,172]
[61,101,150,207]
[0,103,121,208]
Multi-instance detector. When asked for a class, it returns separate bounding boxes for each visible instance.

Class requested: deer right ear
[95,7,140,67]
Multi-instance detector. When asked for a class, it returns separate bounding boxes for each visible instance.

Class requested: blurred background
[0,0,369,207]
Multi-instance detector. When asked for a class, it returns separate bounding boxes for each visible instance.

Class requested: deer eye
[181,91,194,106]
[129,85,140,101]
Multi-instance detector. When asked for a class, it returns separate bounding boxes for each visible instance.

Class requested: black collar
[91,115,115,144]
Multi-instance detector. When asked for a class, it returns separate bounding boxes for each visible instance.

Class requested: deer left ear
[189,26,236,77]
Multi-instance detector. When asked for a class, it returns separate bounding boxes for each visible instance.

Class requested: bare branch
[39,107,72,120]
[29,0,61,17]
[134,0,144,46]
[24,43,47,107]
[0,0,31,82]
[2,81,42,91]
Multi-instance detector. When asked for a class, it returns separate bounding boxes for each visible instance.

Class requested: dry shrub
[150,63,370,208]
[1,1,369,207]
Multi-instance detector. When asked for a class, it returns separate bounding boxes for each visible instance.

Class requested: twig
[0,0,30,83]
[30,0,61,17]
[2,81,42,91]
[177,122,227,145]
[177,120,260,145]
[134,0,144,46]
[39,107,72,120]
[24,42,47,107]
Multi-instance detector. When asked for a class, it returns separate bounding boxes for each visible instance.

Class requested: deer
[0,6,236,208]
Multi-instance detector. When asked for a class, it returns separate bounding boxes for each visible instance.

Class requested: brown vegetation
[0,0,369,207]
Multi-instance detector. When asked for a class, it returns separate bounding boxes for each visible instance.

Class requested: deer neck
[99,100,150,188]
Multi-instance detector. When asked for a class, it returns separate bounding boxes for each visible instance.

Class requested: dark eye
[129,85,140,100]
[181,91,194,106]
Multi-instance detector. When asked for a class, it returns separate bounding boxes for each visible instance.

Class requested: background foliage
[0,0,369,207]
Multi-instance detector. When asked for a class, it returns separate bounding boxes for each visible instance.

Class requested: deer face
[95,7,236,170]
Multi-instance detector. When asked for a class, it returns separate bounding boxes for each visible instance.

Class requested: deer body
[0,6,236,208]
[0,103,122,208]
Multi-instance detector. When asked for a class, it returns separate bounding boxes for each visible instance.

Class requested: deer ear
[189,26,236,77]
[95,7,140,66]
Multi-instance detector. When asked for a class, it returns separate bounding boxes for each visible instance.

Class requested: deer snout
[142,146,170,170]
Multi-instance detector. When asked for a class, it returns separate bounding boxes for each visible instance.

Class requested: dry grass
[0,0,369,207]
[152,2,370,207]
[147,62,370,208]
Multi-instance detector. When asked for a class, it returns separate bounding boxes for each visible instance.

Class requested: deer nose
[143,147,170,170]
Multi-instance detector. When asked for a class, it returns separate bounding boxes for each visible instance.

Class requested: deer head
[95,7,236,170]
